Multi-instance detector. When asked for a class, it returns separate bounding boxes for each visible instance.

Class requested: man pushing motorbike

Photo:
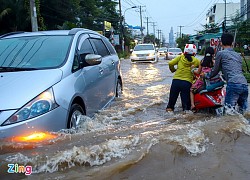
[205,33,248,115]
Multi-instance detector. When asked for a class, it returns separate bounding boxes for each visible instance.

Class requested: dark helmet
[205,47,215,56]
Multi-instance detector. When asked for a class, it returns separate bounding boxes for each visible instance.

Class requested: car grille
[137,54,149,57]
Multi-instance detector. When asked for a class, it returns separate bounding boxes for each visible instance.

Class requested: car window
[90,38,110,57]
[78,38,94,54]
[134,45,154,51]
[76,37,95,70]
[0,35,72,69]
[169,48,182,52]
[159,48,167,51]
[102,37,116,55]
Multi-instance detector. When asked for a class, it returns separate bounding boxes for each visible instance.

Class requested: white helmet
[184,44,197,56]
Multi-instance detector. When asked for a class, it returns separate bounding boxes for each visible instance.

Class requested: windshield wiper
[0,66,38,72]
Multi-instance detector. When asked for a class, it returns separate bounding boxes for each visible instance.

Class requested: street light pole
[123,6,138,52]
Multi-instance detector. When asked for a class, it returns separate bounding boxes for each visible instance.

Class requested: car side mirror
[130,49,133,53]
[85,54,102,66]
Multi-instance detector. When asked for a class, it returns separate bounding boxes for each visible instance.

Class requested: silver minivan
[0,28,123,139]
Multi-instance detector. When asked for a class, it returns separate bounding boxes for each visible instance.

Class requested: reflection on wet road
[1,58,250,180]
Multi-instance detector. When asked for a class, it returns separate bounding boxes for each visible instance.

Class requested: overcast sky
[121,0,240,39]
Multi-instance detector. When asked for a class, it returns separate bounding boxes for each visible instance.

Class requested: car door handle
[111,60,115,65]
[99,68,104,74]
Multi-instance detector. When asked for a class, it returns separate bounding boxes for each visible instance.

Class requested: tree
[0,0,31,34]
[143,34,156,44]
[40,0,81,30]
[176,34,190,50]
[230,12,250,48]
[198,23,220,34]
[0,0,120,36]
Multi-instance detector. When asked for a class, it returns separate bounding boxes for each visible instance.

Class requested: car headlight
[149,53,155,57]
[131,53,137,57]
[3,88,59,126]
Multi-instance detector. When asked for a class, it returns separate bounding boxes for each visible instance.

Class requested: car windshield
[134,45,154,51]
[159,47,167,51]
[0,35,72,69]
[168,48,182,52]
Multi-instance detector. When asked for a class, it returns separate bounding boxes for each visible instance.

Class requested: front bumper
[0,106,68,139]
[130,56,157,63]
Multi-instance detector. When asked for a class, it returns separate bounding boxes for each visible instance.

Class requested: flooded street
[1,58,250,180]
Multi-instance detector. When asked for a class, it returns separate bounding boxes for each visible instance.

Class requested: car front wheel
[68,104,85,129]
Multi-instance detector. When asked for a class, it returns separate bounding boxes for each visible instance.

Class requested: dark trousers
[167,79,192,111]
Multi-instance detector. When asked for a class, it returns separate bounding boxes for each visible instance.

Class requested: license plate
[139,57,146,60]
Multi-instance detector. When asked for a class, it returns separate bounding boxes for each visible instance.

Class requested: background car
[157,47,168,60]
[0,28,123,139]
[130,44,158,63]
[166,48,183,60]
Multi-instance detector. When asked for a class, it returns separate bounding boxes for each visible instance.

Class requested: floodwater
[1,57,250,180]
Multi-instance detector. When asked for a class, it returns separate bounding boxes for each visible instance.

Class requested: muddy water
[1,58,250,180]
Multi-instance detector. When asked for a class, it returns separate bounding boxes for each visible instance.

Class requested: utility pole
[139,6,143,43]
[144,17,149,35]
[135,5,145,43]
[157,29,162,46]
[178,26,184,38]
[150,22,157,44]
[118,0,123,50]
[224,0,227,32]
[30,0,38,31]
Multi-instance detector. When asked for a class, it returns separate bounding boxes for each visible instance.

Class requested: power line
[185,0,219,27]
[123,0,135,6]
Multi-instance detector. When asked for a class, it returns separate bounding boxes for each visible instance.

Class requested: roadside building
[190,2,241,52]
[240,0,250,21]
[206,2,240,27]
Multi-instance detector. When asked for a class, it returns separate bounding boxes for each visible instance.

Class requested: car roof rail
[69,28,100,36]
[0,31,25,39]
[69,28,87,35]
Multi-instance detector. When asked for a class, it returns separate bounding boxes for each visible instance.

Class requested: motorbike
[193,76,226,115]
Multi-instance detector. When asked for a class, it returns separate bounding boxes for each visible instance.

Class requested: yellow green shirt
[168,55,200,83]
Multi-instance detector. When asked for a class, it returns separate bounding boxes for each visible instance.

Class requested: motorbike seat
[199,81,225,94]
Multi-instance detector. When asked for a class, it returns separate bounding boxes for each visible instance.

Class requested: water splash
[167,127,209,156]
[4,135,141,173]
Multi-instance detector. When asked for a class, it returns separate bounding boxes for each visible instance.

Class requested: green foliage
[199,46,206,55]
[0,0,30,34]
[198,23,220,34]
[117,51,130,59]
[235,20,250,47]
[0,0,120,35]
[231,13,250,48]
[176,34,190,49]
[242,56,250,82]
[144,34,156,44]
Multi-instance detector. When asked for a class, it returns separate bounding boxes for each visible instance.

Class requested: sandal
[166,108,173,112]
[191,107,197,113]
